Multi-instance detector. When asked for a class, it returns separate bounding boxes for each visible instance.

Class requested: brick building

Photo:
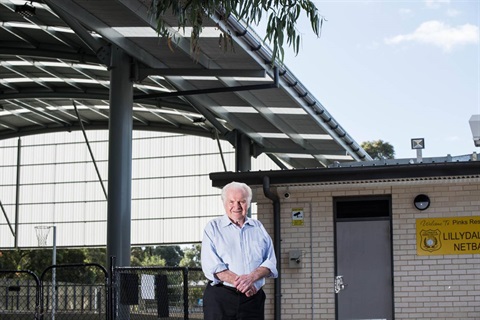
[211,157,480,320]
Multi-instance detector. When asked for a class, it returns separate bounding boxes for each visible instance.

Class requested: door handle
[334,275,347,293]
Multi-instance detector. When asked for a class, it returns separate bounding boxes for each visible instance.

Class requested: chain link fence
[113,267,206,320]
[39,263,109,320]
[0,270,40,320]
[1,265,206,320]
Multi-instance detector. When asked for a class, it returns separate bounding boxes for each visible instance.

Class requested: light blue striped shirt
[201,214,278,290]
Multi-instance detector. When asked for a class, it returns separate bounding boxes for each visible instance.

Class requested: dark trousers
[203,284,266,320]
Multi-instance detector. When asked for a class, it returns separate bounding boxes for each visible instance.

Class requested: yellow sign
[416,216,480,255]
[292,208,304,226]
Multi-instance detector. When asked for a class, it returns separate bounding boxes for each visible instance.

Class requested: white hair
[221,181,252,205]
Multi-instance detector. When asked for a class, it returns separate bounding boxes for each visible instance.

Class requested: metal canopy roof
[0,0,371,169]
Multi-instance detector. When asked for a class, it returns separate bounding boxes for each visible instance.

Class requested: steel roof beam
[0,91,110,100]
[0,91,198,117]
[253,146,350,157]
[160,76,232,136]
[0,48,99,63]
[0,119,18,131]
[69,66,110,90]
[46,0,167,68]
[0,21,38,47]
[72,100,109,120]
[43,0,110,64]
[135,67,278,100]
[219,77,315,151]
[9,99,71,126]
[33,65,84,91]
[2,63,54,91]
[134,103,181,128]
[21,15,78,50]
[34,98,80,122]
[1,105,47,128]
[117,0,214,68]
[136,67,266,81]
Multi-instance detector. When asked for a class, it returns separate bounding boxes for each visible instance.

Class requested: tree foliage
[0,244,200,280]
[179,244,201,268]
[153,245,184,266]
[150,0,324,64]
[130,246,183,266]
[0,248,106,282]
[361,140,395,160]
[0,249,30,273]
[140,255,166,266]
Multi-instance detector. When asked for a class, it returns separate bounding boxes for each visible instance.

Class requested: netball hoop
[35,226,51,246]
[35,225,57,320]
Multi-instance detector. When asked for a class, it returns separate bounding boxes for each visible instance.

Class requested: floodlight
[469,115,480,147]
[15,2,36,17]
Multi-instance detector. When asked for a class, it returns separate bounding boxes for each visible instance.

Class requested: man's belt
[208,280,238,293]
[208,281,262,295]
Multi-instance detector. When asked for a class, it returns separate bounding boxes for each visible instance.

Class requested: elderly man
[201,181,278,320]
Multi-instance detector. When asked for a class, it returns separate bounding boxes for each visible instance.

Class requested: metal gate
[112,266,206,320]
[1,264,205,320]
[39,263,109,320]
[0,270,41,320]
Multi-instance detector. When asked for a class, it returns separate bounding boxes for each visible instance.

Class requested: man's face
[224,188,249,224]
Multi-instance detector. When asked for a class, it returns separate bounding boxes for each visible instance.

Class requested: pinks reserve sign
[416,216,480,256]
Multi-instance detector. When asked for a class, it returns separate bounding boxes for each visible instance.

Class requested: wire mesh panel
[0,270,40,320]
[40,264,108,320]
[185,268,207,319]
[113,267,206,320]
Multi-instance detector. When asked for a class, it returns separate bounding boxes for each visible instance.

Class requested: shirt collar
[220,214,252,227]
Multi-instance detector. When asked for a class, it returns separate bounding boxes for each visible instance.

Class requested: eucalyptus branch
[150,0,324,64]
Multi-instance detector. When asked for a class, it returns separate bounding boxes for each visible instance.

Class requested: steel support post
[106,45,133,269]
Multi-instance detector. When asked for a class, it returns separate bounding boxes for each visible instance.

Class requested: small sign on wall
[416,216,480,255]
[292,208,304,226]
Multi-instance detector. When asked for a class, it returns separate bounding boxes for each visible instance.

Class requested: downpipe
[263,176,281,320]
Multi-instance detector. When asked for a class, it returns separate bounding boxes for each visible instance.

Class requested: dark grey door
[334,197,393,320]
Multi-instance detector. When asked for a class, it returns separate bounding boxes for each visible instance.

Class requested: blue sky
[266,0,479,159]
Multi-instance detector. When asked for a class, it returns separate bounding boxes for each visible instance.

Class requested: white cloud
[385,20,479,52]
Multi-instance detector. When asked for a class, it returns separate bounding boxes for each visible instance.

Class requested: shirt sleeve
[201,221,228,285]
[259,223,278,279]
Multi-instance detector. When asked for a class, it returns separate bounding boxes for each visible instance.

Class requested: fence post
[5,286,8,310]
[183,268,189,320]
[109,256,116,320]
[97,288,102,314]
[154,274,169,317]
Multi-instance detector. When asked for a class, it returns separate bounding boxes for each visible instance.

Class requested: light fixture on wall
[414,194,430,211]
